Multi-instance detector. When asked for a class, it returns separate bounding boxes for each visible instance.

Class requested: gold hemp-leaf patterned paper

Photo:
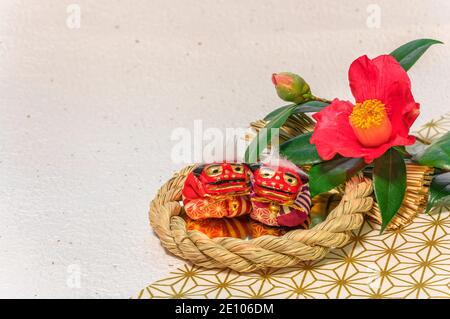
[136,113,450,299]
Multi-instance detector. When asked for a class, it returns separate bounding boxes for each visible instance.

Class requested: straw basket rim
[149,165,374,272]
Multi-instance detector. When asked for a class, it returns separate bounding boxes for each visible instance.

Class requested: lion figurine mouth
[257,184,295,196]
[205,179,251,192]
[253,184,297,202]
[207,178,247,185]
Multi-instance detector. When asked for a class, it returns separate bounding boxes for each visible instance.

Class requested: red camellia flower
[310,54,420,163]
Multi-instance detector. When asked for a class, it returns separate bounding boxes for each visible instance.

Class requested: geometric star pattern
[415,113,450,144]
[136,113,450,299]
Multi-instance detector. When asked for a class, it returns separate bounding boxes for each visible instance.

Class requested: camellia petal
[311,99,400,163]
[311,99,362,160]
[384,81,419,140]
[312,54,420,164]
[349,54,411,103]
[372,54,411,90]
[349,55,380,103]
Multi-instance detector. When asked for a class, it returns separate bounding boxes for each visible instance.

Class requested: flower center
[349,99,392,147]
[349,99,387,129]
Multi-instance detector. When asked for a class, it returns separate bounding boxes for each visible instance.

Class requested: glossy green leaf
[245,105,297,163]
[373,149,407,232]
[263,104,293,121]
[416,132,450,170]
[393,145,411,157]
[292,101,329,114]
[309,157,367,197]
[264,101,329,121]
[280,132,323,165]
[390,38,443,71]
[426,172,450,213]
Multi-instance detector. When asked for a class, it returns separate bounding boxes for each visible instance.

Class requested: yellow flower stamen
[349,99,392,147]
[350,99,386,128]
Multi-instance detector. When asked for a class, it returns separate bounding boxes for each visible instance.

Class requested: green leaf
[426,172,450,213]
[264,100,329,121]
[416,132,450,170]
[373,148,407,232]
[245,105,297,163]
[390,38,443,71]
[279,132,323,165]
[393,145,411,158]
[292,101,329,114]
[309,157,367,197]
[263,104,293,121]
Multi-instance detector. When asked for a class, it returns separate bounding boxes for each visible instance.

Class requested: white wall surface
[0,0,449,298]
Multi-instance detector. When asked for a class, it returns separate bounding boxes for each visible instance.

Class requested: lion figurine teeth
[182,162,252,220]
[182,159,311,228]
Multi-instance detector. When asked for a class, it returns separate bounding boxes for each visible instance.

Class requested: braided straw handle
[149,166,374,272]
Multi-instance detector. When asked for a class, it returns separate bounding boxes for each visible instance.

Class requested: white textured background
[0,0,449,298]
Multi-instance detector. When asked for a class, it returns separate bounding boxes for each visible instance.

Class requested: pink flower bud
[272,72,312,104]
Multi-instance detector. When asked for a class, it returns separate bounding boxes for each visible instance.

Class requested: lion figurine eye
[205,165,223,177]
[259,168,275,179]
[230,164,244,174]
[283,173,298,186]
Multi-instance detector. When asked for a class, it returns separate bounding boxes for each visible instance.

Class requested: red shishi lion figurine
[249,159,311,227]
[182,162,252,220]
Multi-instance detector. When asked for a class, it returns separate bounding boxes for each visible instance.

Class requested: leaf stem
[312,96,332,104]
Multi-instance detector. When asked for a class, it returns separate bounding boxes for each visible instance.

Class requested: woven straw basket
[148,114,431,272]
[149,167,373,272]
